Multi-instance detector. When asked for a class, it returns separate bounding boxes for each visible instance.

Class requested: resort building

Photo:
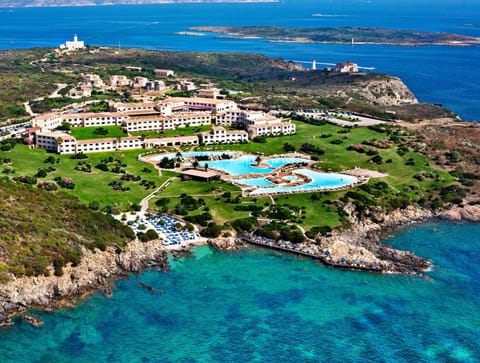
[59,34,85,51]
[110,101,158,113]
[67,85,92,98]
[197,83,222,99]
[162,97,237,113]
[84,74,104,88]
[108,75,130,88]
[35,131,73,153]
[154,69,175,77]
[247,122,297,138]
[32,113,63,130]
[29,95,294,154]
[122,112,211,133]
[130,76,150,89]
[145,80,167,92]
[335,62,359,73]
[62,112,124,127]
[198,126,248,145]
[176,80,196,92]
[216,109,296,138]
[144,136,199,148]
[75,138,117,153]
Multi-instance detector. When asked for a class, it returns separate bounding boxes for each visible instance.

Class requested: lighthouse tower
[312,60,317,70]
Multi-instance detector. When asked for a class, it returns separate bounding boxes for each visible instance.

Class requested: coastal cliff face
[356,77,418,106]
[0,238,168,325]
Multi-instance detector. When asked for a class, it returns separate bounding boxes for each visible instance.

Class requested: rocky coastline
[1,203,478,327]
[0,237,170,327]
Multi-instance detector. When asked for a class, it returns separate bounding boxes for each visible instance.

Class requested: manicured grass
[70,126,127,140]
[1,120,454,227]
[0,145,164,211]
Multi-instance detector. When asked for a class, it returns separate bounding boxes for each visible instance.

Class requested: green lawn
[0,145,163,211]
[1,120,454,229]
[70,126,127,140]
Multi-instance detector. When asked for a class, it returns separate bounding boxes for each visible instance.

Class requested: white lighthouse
[312,60,317,70]
[59,34,85,51]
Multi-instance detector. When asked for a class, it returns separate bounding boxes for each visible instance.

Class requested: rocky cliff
[356,77,418,106]
[0,238,169,325]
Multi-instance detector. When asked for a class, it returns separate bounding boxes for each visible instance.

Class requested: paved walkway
[140,178,174,212]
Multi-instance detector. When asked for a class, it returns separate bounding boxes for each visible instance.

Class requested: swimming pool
[199,156,309,176]
[236,177,275,187]
[248,169,358,195]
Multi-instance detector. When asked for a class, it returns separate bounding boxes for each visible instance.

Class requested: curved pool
[199,155,309,176]
[248,169,358,195]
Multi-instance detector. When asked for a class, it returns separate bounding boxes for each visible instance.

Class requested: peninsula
[1,46,479,325]
[0,0,277,7]
[190,26,480,46]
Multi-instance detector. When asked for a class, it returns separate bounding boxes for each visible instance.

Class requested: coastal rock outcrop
[358,77,418,106]
[437,205,480,222]
[0,238,168,326]
[319,205,433,273]
[208,237,245,251]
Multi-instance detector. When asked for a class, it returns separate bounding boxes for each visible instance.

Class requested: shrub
[283,142,296,152]
[95,163,109,172]
[71,152,88,160]
[89,201,100,210]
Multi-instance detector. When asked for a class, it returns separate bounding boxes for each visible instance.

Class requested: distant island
[0,0,276,8]
[190,26,480,46]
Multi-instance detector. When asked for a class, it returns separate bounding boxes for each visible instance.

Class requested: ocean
[0,0,480,361]
[0,0,479,120]
[1,222,480,362]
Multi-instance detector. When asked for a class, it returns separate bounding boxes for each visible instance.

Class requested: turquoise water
[1,221,480,362]
[236,177,274,187]
[249,168,358,195]
[199,156,309,175]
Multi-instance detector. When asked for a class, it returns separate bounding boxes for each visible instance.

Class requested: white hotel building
[31,96,294,154]
[199,127,248,145]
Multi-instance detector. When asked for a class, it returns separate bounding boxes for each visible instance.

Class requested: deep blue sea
[0,0,479,120]
[1,1,480,361]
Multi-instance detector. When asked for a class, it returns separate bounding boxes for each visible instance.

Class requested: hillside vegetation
[0,177,134,281]
[0,47,454,122]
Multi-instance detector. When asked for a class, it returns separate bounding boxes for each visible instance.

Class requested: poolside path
[140,177,174,212]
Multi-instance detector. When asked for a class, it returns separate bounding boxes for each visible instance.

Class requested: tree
[192,160,199,169]
[255,156,262,166]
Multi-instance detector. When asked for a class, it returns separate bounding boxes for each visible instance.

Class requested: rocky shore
[320,204,434,274]
[0,238,170,326]
[1,203,476,326]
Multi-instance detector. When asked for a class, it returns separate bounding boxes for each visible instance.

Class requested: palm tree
[192,160,199,169]
[255,155,262,166]
[175,151,183,162]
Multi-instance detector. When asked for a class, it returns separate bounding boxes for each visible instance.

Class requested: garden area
[70,126,128,140]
